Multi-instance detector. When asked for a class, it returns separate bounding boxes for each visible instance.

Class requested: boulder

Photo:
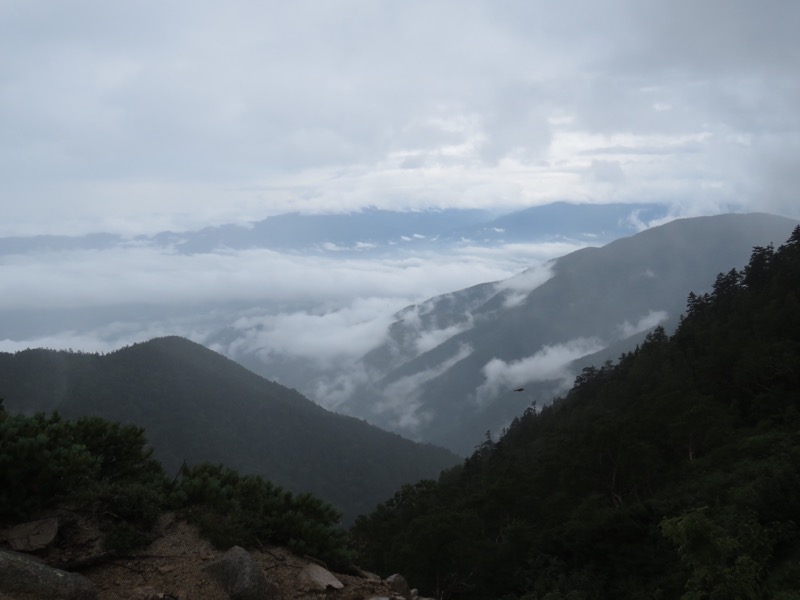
[298,562,345,591]
[203,546,276,600]
[6,517,59,551]
[385,573,411,599]
[0,549,97,600]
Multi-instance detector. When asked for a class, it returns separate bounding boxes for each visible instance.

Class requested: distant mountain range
[0,202,667,257]
[325,213,800,453]
[0,336,459,523]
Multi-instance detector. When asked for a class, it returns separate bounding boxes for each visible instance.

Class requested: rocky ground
[0,512,417,600]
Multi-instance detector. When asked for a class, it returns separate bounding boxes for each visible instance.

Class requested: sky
[1,0,799,387]
[2,0,799,238]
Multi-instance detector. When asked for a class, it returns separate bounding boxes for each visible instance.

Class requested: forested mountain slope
[352,225,800,599]
[340,213,799,454]
[0,337,459,523]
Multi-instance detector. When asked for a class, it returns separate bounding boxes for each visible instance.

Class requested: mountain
[352,224,800,599]
[336,213,800,454]
[0,336,459,523]
[446,201,669,245]
[0,203,667,258]
[153,207,496,255]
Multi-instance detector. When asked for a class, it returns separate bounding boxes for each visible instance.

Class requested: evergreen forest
[351,226,800,599]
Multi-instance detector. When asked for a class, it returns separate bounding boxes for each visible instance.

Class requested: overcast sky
[2,0,799,237]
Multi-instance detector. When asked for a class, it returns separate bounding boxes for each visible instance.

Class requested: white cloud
[0,236,590,398]
[496,263,555,293]
[226,297,400,365]
[0,245,516,311]
[495,262,555,308]
[311,365,372,411]
[476,337,606,405]
[413,321,473,355]
[618,310,669,339]
[374,343,474,432]
[0,316,213,355]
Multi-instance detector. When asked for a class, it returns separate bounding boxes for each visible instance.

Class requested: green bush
[0,403,353,563]
[0,405,168,552]
[171,463,353,567]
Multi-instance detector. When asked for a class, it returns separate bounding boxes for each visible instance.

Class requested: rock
[354,566,382,581]
[298,563,345,591]
[385,573,411,599]
[0,549,97,600]
[6,517,59,551]
[203,545,276,600]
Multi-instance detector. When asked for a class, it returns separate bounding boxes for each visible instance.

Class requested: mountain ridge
[334,212,800,453]
[0,202,668,257]
[0,336,459,523]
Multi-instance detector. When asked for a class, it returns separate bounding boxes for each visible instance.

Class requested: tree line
[351,226,800,599]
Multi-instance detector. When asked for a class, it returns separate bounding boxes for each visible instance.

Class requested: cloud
[476,337,606,405]
[495,262,555,308]
[413,322,473,355]
[224,297,401,365]
[618,310,669,339]
[0,245,516,311]
[0,314,216,355]
[374,343,474,433]
[310,365,372,412]
[2,2,799,236]
[0,236,590,411]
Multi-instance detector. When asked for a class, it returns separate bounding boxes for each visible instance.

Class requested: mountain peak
[0,339,459,522]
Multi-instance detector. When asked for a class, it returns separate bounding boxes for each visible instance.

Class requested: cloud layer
[2,1,799,236]
[0,238,576,361]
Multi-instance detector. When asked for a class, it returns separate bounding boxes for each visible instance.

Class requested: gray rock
[6,517,59,551]
[203,546,276,600]
[385,573,411,599]
[0,549,97,600]
[298,562,344,590]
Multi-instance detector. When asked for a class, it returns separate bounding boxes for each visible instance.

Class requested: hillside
[337,212,800,454]
[0,337,459,523]
[352,225,800,599]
